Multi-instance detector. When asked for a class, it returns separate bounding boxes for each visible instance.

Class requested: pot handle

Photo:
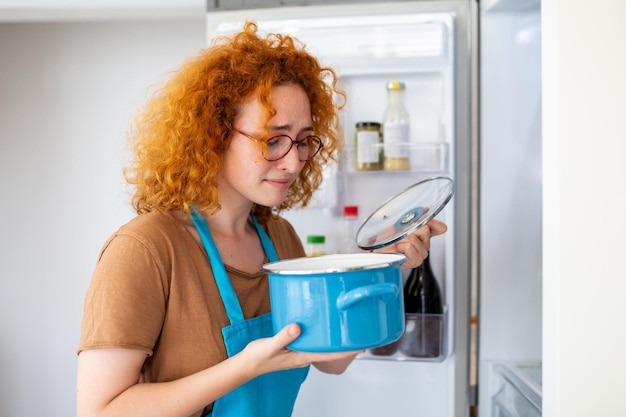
[336,283,399,311]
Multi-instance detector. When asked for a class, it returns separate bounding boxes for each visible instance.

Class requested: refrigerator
[205,1,542,416]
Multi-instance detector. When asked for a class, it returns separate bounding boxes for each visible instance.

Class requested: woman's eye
[267,137,283,148]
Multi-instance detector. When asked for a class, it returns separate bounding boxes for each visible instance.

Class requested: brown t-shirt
[78,211,305,412]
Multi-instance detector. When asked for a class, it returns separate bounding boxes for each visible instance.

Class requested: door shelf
[358,307,449,363]
[339,142,449,175]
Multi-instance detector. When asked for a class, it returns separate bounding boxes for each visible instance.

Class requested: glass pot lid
[356,176,455,250]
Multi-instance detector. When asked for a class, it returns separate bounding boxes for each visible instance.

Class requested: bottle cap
[306,235,325,244]
[343,206,358,217]
[386,81,406,90]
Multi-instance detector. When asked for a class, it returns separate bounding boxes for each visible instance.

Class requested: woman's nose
[277,144,304,172]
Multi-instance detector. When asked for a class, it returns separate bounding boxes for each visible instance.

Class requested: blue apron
[190,211,309,417]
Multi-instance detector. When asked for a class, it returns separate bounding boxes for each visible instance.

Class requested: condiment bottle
[382,81,410,171]
[340,205,360,253]
[306,235,326,257]
[355,122,382,171]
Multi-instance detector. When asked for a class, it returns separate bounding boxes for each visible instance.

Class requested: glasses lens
[266,135,292,161]
[265,135,322,161]
[298,136,321,161]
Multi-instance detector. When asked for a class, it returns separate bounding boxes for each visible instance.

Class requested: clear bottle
[355,122,382,171]
[382,81,411,171]
[306,235,326,257]
[340,206,360,253]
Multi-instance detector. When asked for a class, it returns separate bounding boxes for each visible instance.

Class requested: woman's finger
[273,323,302,349]
[426,219,448,236]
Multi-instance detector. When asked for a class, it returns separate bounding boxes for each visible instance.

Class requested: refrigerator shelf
[358,307,449,363]
[339,142,449,174]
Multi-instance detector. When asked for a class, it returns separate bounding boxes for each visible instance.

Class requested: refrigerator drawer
[492,363,542,417]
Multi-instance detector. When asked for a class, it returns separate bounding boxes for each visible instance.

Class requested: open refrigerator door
[207,2,477,416]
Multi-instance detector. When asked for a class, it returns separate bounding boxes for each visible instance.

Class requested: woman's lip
[265,178,292,189]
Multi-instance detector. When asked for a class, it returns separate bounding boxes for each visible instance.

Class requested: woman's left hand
[374,219,448,269]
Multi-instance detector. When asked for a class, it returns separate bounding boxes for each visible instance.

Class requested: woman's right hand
[239,323,363,377]
[77,324,359,417]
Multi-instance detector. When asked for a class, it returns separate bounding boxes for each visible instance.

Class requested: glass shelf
[339,142,449,175]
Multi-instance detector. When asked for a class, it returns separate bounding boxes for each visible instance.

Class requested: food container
[263,253,406,352]
[355,121,382,171]
[305,234,326,256]
[265,177,456,353]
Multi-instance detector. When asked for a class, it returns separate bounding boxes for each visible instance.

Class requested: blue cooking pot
[262,253,406,352]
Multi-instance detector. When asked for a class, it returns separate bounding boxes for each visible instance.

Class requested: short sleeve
[78,233,169,355]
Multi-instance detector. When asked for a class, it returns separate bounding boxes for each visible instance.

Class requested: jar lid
[355,121,381,129]
[306,235,325,244]
[355,176,455,250]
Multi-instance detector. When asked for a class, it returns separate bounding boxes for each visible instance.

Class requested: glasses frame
[236,129,323,162]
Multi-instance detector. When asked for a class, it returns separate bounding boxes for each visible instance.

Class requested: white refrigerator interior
[207,2,474,417]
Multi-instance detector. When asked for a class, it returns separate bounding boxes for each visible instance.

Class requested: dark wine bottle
[421,253,444,314]
[403,264,423,314]
[403,253,443,314]
[399,252,444,358]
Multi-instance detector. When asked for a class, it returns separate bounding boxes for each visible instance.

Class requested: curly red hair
[124,21,345,223]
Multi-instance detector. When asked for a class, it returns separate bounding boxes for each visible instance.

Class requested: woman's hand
[240,323,362,377]
[238,220,448,377]
[374,219,447,269]
[77,324,361,417]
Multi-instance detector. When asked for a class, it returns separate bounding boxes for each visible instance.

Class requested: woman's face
[218,83,313,209]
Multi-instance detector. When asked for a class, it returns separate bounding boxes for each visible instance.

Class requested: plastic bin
[363,307,448,362]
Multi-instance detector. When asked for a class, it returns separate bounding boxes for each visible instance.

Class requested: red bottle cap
[343,206,358,217]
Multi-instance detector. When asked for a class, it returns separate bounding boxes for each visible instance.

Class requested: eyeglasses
[236,129,323,162]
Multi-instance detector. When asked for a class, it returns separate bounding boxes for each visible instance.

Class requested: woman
[76,22,447,417]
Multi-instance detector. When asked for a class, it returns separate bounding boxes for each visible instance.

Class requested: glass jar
[355,122,382,171]
[306,235,326,257]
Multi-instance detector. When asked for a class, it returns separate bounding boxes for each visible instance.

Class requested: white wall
[0,0,204,21]
[0,19,206,416]
[543,1,626,416]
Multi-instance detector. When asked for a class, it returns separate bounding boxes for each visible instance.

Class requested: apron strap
[190,210,245,324]
[250,213,278,263]
[190,209,279,324]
